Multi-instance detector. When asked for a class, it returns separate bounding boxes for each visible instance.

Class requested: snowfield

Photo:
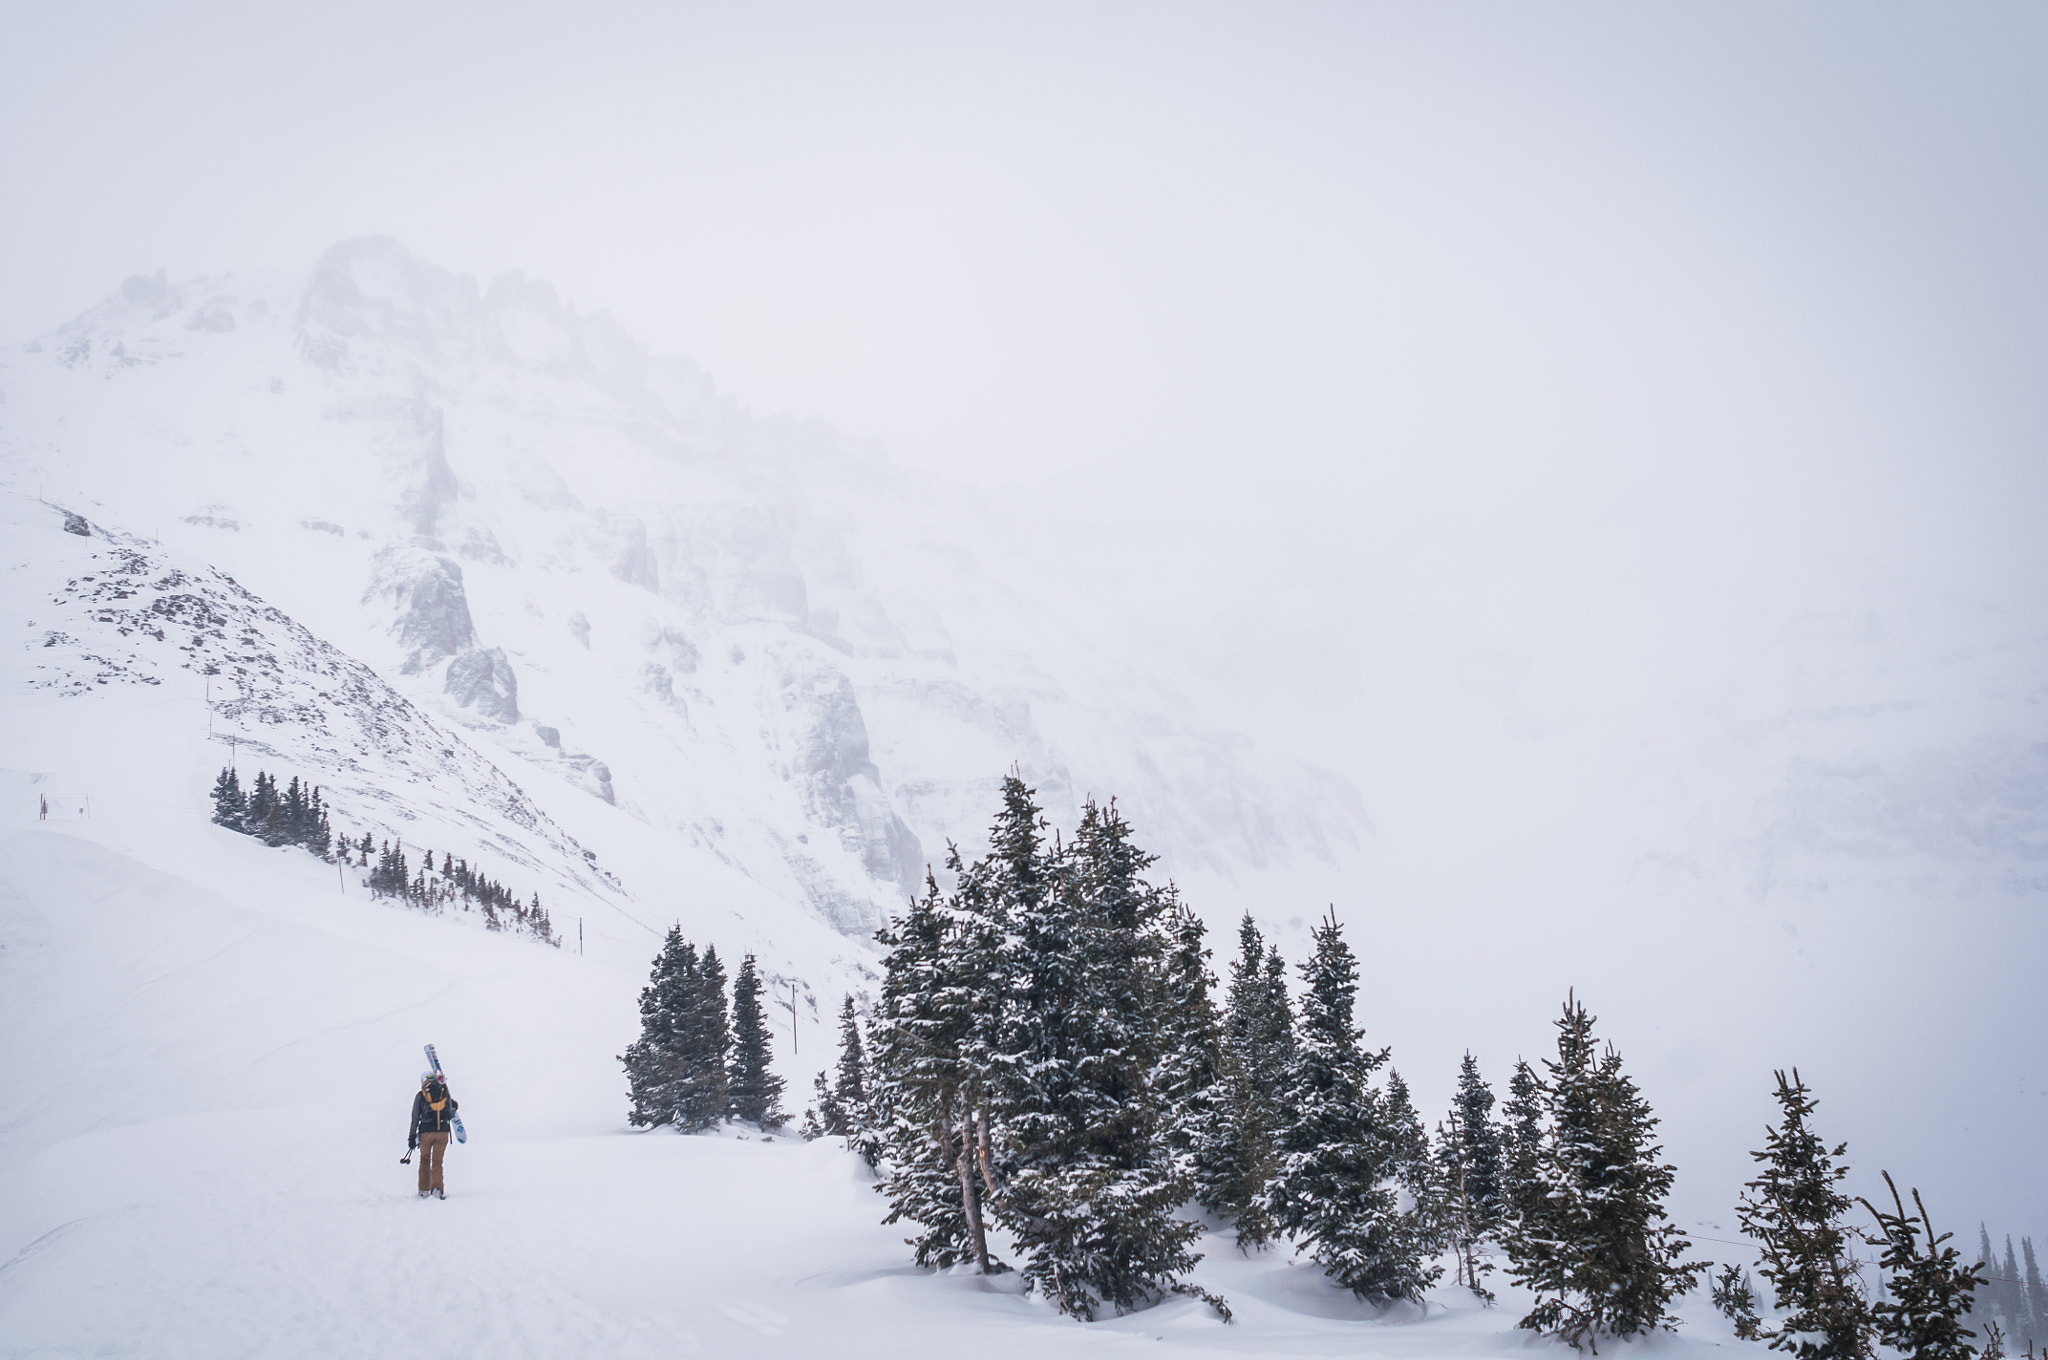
[0,808,1761,1359]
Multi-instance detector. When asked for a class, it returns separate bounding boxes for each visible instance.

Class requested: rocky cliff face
[0,237,1366,936]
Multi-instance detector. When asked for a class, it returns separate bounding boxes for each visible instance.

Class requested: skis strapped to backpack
[424,1044,467,1144]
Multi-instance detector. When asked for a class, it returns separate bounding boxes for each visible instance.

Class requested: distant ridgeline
[617,770,2030,1347]
[209,766,559,947]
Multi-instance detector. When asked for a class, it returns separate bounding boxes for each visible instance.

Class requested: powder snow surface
[0,809,1762,1359]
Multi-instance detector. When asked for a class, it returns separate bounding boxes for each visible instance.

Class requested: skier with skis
[405,1069,460,1198]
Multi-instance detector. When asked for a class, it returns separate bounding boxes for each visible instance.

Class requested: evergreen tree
[833,994,868,1120]
[727,954,787,1127]
[991,795,1207,1319]
[871,869,981,1269]
[1383,1069,1444,1249]
[1152,896,1222,1179]
[279,777,307,848]
[1996,1237,2025,1346]
[1505,993,1706,1350]
[1714,1264,1765,1339]
[828,994,876,1161]
[305,784,331,858]
[1437,1113,1496,1301]
[2021,1237,2045,1349]
[801,1070,840,1142]
[1499,1057,1545,1212]
[673,945,732,1130]
[620,927,693,1128]
[1267,910,1437,1304]
[1859,1172,1984,1360]
[1192,915,1289,1249]
[209,767,245,830]
[247,771,277,841]
[1448,1052,1505,1229]
[1735,1068,1869,1360]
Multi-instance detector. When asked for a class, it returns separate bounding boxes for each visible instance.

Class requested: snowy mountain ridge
[18,502,618,903]
[0,236,1365,942]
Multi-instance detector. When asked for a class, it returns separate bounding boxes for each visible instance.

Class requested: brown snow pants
[417,1131,449,1193]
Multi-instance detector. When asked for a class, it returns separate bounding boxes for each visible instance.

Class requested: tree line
[764,773,2013,1351]
[620,930,786,1131]
[1968,1229,2046,1357]
[210,765,558,946]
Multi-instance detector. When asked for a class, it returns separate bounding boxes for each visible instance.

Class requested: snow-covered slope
[0,238,1363,941]
[0,808,1765,1358]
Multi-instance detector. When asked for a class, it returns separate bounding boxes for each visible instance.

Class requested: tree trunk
[940,1086,991,1273]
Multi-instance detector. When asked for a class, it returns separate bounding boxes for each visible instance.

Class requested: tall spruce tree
[1499,1057,1545,1213]
[1449,1053,1505,1229]
[1153,896,1222,1179]
[621,927,693,1127]
[727,954,786,1127]
[1267,910,1437,1304]
[1505,993,1705,1350]
[1192,915,1289,1249]
[1438,1106,1497,1301]
[871,868,982,1269]
[2019,1237,2044,1348]
[247,771,276,840]
[1994,1237,2025,1347]
[833,994,868,1119]
[671,944,732,1130]
[1735,1069,1870,1360]
[209,767,245,830]
[992,795,1208,1319]
[1383,1069,1444,1249]
[1859,1172,1983,1360]
[2021,1237,2044,1349]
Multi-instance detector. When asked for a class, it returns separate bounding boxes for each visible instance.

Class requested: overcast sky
[4,4,2045,500]
[6,2,2045,1227]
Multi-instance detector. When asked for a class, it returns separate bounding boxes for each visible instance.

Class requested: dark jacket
[408,1081,460,1147]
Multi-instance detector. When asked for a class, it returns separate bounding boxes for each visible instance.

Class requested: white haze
[4,3,2044,1234]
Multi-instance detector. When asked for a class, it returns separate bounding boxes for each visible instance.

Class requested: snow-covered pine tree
[870,868,981,1269]
[278,777,307,848]
[1152,893,1222,1182]
[1499,1057,1544,1212]
[1735,1068,1870,1360]
[991,795,1209,1319]
[674,944,732,1130]
[209,767,245,830]
[1437,1113,1496,1301]
[1505,992,1706,1350]
[304,784,331,858]
[1267,909,1437,1304]
[620,927,693,1128]
[727,954,786,1127]
[833,994,868,1121]
[247,771,277,841]
[1383,1069,1443,1249]
[1859,1172,1984,1360]
[1192,915,1288,1249]
[1449,1053,1505,1229]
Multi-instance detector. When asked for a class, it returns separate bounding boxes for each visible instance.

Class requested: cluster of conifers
[209,765,557,946]
[776,775,2012,1353]
[619,937,786,1131]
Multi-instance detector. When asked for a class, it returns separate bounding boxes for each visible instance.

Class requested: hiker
[406,1069,460,1199]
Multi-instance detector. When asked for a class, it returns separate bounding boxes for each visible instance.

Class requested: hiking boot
[418,1190,429,1199]
[433,1188,445,1200]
